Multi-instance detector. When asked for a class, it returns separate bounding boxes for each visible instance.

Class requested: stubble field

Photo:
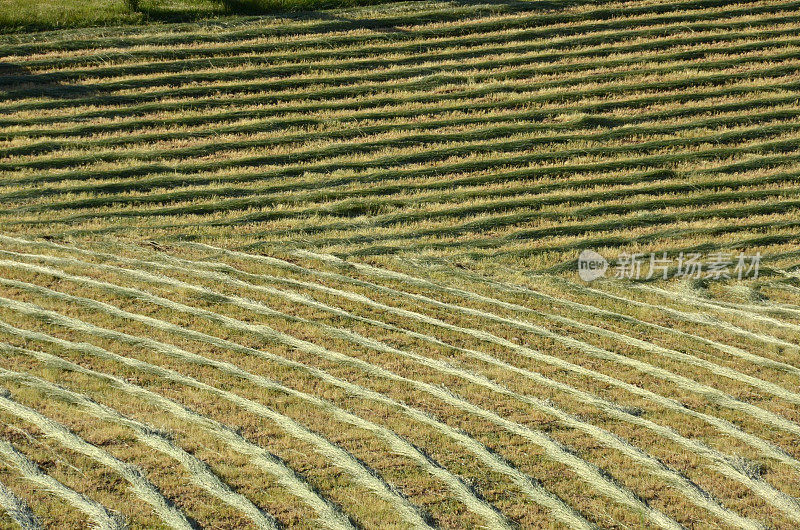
[1,0,800,528]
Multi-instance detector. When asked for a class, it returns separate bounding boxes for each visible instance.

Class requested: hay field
[1,0,800,528]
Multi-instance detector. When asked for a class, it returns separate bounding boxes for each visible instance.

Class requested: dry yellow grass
[1,0,799,527]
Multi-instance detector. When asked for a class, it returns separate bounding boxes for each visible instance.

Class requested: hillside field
[1,0,800,528]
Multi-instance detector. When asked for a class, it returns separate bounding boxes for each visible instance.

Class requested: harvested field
[1,0,799,527]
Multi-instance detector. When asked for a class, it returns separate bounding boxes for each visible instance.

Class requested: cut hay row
[147,248,800,508]
[630,283,800,348]
[0,277,518,528]
[0,0,523,51]
[12,16,799,80]
[11,234,799,432]
[0,253,682,528]
[0,439,122,530]
[149,240,800,383]
[419,256,800,362]
[8,23,800,97]
[12,171,800,241]
[8,83,800,175]
[462,217,800,264]
[183,244,800,474]
[5,42,800,117]
[738,288,800,316]
[224,221,799,275]
[0,364,281,530]
[0,319,591,529]
[467,272,800,379]
[7,89,799,165]
[0,476,41,530]
[4,2,797,73]
[3,78,791,165]
[128,247,800,520]
[0,334,356,530]
[2,0,793,57]
[2,0,800,525]
[307,196,800,258]
[489,292,800,408]
[17,243,789,527]
[11,14,798,72]
[3,81,799,150]
[0,295,436,528]
[238,198,800,265]
[634,283,800,335]
[3,67,796,135]
[0,291,437,529]
[295,251,800,438]
[6,130,799,223]
[642,284,800,334]
[6,0,794,65]
[3,250,762,527]
[7,151,795,253]
[7,31,798,111]
[562,280,800,355]
[0,240,789,528]
[0,262,609,526]
[8,115,799,197]
[0,394,191,529]
[0,168,771,232]
[3,118,797,217]
[8,10,796,81]
[5,237,800,526]
[4,82,799,163]
[4,275,513,528]
[0,236,797,526]
[765,281,800,311]
[59,218,793,274]
[3,151,793,239]
[200,180,800,240]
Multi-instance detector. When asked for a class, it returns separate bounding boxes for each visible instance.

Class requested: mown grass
[2,1,800,527]
[2,235,800,527]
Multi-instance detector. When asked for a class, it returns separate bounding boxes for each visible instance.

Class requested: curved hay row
[0,365,280,530]
[0,255,592,528]
[0,476,41,530]
[552,279,800,359]
[0,439,121,530]
[188,245,800,474]
[294,251,800,437]
[0,307,590,529]
[0,254,683,529]
[46,245,764,528]
[1,239,798,526]
[468,273,800,390]
[0,395,191,528]
[0,270,512,528]
[638,284,800,336]
[0,332,355,530]
[437,280,800,408]
[0,294,434,530]
[155,250,800,525]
